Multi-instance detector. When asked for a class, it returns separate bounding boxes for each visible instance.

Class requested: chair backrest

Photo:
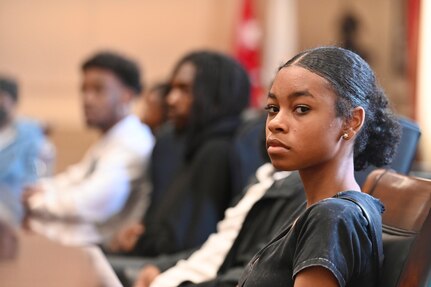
[390,117,421,174]
[355,116,421,186]
[362,169,431,287]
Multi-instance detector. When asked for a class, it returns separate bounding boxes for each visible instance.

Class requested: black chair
[355,116,421,186]
[362,169,431,287]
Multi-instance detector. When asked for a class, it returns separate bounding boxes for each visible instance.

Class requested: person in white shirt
[22,51,154,245]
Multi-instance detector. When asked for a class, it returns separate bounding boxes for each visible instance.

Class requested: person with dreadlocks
[108,51,251,261]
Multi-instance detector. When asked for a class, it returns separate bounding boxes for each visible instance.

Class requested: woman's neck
[299,158,360,208]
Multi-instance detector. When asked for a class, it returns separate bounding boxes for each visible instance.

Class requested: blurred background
[0,0,429,175]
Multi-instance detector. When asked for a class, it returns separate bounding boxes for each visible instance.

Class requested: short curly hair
[0,76,18,102]
[82,51,143,95]
[280,46,401,171]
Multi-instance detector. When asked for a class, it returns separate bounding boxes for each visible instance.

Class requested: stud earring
[342,133,349,140]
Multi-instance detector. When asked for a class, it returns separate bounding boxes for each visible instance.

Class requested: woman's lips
[266,138,290,153]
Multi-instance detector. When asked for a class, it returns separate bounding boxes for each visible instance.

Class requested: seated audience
[22,51,154,244]
[108,50,251,259]
[0,76,47,223]
[236,47,400,286]
[132,46,402,287]
[126,162,306,287]
[111,119,268,287]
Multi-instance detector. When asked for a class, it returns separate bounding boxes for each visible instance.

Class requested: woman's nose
[267,113,288,133]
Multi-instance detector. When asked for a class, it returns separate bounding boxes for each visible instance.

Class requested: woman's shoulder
[312,191,382,212]
[302,191,383,227]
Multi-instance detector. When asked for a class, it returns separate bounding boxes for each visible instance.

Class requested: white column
[417,0,431,169]
[261,0,298,89]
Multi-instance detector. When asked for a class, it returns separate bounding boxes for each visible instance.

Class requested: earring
[342,133,349,140]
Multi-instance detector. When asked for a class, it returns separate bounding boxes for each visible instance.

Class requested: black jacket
[132,119,241,257]
[159,171,307,287]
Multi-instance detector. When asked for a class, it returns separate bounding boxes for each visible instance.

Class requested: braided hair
[281,46,401,170]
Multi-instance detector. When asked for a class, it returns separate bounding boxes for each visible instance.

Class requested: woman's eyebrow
[267,90,314,100]
[267,92,277,99]
[267,89,315,102]
[287,90,314,100]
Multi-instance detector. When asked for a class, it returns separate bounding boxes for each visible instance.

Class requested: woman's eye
[294,105,310,114]
[264,105,279,114]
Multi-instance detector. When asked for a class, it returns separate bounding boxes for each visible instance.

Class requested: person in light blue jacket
[0,76,46,224]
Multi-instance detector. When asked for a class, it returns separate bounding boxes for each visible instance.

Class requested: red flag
[234,0,263,108]
[407,0,421,120]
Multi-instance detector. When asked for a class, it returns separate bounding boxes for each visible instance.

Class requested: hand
[133,265,161,287]
[21,185,43,209]
[109,223,145,252]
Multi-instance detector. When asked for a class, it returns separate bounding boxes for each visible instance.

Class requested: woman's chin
[270,159,296,172]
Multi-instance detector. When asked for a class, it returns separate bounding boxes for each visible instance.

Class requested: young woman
[238,47,401,287]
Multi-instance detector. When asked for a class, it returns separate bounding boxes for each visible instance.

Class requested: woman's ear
[341,107,365,140]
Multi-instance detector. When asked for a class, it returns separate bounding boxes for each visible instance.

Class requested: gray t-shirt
[238,191,384,287]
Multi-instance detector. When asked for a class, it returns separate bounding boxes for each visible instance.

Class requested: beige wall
[297,0,409,116]
[0,0,240,128]
[296,0,431,169]
[0,0,241,171]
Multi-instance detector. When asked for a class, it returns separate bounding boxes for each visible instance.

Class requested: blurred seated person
[22,52,154,245]
[141,82,170,135]
[0,76,48,223]
[107,50,250,258]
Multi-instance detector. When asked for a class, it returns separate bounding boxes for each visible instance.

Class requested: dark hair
[81,51,143,95]
[171,51,250,132]
[0,76,18,102]
[281,46,401,171]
